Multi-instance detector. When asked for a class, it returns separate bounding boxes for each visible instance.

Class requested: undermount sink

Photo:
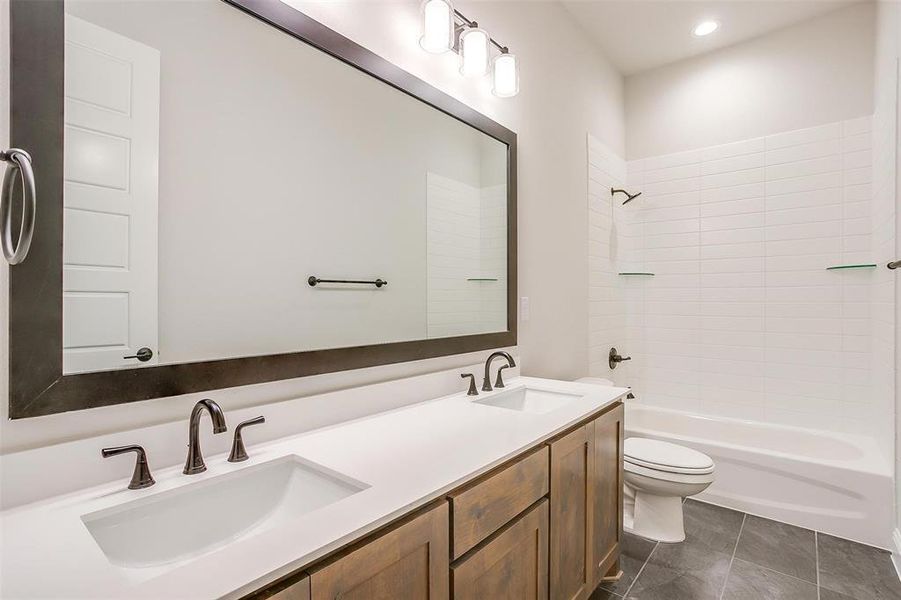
[475,387,582,414]
[82,455,368,568]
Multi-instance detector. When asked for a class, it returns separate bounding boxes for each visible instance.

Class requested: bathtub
[625,403,894,549]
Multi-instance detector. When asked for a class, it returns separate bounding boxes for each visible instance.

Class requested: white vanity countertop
[0,377,627,600]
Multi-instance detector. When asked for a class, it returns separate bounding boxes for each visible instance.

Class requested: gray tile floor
[590,499,901,600]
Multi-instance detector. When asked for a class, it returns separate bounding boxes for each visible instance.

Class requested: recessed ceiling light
[693,20,719,37]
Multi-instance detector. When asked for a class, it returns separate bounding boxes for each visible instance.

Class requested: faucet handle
[494,364,511,389]
[228,416,266,463]
[608,347,632,369]
[461,373,478,396]
[102,445,155,490]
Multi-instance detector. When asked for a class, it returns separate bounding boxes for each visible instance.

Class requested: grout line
[815,531,821,600]
[719,523,823,586]
[623,541,659,597]
[732,556,824,589]
[718,513,747,600]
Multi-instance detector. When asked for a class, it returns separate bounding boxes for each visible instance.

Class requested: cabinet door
[549,425,593,600]
[591,403,625,584]
[310,502,449,600]
[451,500,549,600]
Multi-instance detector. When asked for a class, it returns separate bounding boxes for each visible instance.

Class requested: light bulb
[420,0,453,54]
[492,52,518,97]
[693,20,719,37]
[459,27,490,77]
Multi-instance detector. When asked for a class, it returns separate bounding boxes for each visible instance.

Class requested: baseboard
[892,528,901,581]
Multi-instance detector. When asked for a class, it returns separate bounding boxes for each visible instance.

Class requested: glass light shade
[419,0,453,54]
[459,27,490,77]
[492,53,519,97]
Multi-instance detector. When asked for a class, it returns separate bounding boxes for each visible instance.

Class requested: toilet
[576,377,716,543]
[623,437,715,542]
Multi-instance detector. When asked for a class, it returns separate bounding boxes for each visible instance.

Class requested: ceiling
[560,0,862,75]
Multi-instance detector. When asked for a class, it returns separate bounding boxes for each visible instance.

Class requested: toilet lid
[624,438,714,474]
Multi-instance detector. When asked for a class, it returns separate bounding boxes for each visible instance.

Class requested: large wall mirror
[8,0,516,418]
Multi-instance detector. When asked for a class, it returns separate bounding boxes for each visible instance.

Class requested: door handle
[888,260,901,270]
[123,347,153,362]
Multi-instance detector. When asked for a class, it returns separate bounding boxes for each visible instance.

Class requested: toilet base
[623,483,686,543]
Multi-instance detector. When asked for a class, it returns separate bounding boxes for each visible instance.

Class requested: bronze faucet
[184,399,228,475]
[482,351,516,392]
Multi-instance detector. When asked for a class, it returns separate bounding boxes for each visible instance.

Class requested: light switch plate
[520,297,530,322]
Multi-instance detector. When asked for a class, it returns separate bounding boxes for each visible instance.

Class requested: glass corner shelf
[618,272,655,276]
[825,264,877,271]
[466,277,499,281]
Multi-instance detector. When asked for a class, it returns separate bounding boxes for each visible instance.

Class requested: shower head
[611,188,642,205]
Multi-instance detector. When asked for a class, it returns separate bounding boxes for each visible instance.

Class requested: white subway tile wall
[479,184,508,331]
[587,134,634,383]
[426,173,507,339]
[589,118,890,448]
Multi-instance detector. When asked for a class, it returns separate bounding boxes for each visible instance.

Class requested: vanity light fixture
[420,0,454,53]
[419,2,518,97]
[692,20,719,37]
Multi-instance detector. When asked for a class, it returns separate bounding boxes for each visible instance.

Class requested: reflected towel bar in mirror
[826,264,877,270]
[308,276,388,288]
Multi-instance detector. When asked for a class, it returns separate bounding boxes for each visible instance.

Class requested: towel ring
[0,148,36,265]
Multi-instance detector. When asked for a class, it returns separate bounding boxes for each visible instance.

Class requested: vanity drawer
[451,499,549,600]
[267,575,310,600]
[448,446,549,559]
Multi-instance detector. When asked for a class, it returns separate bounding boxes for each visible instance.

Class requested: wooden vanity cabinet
[308,502,449,600]
[245,401,624,600]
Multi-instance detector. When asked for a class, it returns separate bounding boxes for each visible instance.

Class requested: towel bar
[308,276,387,288]
[0,148,35,265]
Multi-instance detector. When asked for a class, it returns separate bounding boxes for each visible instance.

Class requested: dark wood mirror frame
[8,0,517,419]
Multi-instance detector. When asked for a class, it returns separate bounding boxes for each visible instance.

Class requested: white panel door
[63,15,160,374]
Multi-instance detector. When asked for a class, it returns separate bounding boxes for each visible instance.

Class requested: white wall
[870,0,900,545]
[0,0,624,452]
[625,3,876,160]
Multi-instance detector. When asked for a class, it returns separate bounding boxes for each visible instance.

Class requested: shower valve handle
[609,347,631,369]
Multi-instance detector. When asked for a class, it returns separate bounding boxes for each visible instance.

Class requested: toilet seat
[624,438,715,475]
[624,460,716,485]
